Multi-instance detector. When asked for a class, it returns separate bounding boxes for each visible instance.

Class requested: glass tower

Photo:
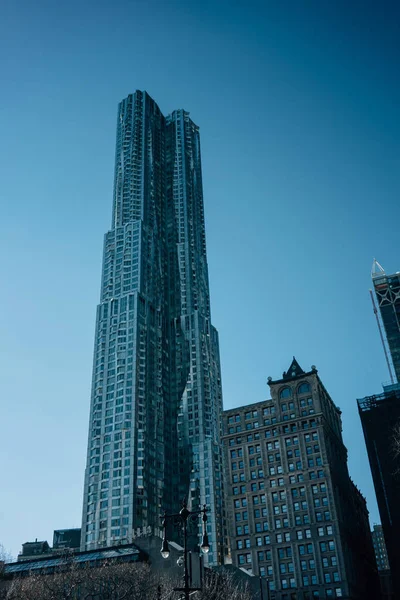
[81,91,224,565]
[372,260,400,382]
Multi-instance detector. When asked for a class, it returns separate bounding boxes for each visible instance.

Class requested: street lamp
[160,500,210,600]
[259,576,270,600]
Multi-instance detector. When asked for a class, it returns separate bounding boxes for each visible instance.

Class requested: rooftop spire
[282,357,305,380]
[372,258,385,279]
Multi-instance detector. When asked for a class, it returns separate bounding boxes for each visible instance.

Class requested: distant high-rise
[371,260,400,382]
[371,525,394,600]
[371,524,390,571]
[223,359,378,599]
[81,91,224,565]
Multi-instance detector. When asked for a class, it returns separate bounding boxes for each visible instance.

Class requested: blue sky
[0,0,399,558]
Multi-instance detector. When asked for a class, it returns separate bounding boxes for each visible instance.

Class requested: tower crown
[372,258,385,279]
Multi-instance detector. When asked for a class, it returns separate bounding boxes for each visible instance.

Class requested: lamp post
[259,576,270,600]
[161,500,210,600]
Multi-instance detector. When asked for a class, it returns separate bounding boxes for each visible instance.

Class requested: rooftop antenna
[369,288,395,384]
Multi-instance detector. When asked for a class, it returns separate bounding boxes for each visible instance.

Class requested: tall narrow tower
[81,92,224,565]
[371,259,400,383]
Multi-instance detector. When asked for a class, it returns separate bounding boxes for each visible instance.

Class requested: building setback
[81,91,224,565]
[223,359,378,600]
[358,384,400,597]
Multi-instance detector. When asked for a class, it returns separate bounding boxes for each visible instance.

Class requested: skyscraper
[223,359,378,599]
[358,384,400,597]
[81,91,224,565]
[357,261,400,595]
[371,260,400,382]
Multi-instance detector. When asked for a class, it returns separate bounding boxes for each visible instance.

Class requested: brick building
[223,359,378,599]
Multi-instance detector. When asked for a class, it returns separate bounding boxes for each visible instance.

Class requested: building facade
[358,384,400,597]
[17,540,52,562]
[17,529,81,562]
[371,524,390,571]
[223,359,378,599]
[372,260,400,382]
[81,91,224,565]
[53,529,81,552]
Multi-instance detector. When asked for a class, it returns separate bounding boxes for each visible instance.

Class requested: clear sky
[0,0,399,558]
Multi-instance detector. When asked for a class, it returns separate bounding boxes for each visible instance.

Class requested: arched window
[298,382,311,395]
[279,387,292,399]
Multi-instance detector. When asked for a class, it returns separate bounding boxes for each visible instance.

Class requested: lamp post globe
[200,532,210,554]
[161,538,170,559]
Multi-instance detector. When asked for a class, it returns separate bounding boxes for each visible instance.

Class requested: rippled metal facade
[81,91,224,565]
